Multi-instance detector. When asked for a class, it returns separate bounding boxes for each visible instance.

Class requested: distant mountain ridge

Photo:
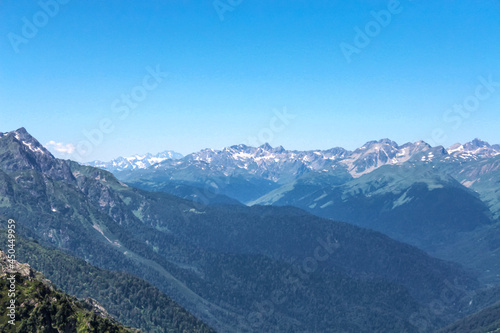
[87,150,183,172]
[90,138,500,181]
[109,137,500,202]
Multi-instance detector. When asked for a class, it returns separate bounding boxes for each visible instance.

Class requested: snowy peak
[341,139,431,177]
[87,138,500,181]
[108,139,449,181]
[87,150,183,172]
[410,146,448,163]
[400,141,432,155]
[259,143,273,151]
[0,128,77,183]
[124,151,183,165]
[185,143,350,166]
[447,139,500,159]
[1,127,53,158]
[152,143,353,183]
[353,139,399,156]
[465,138,490,150]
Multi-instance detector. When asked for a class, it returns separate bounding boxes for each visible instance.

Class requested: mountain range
[2,128,500,332]
[88,138,500,181]
[89,150,184,172]
[97,138,500,215]
[88,138,500,284]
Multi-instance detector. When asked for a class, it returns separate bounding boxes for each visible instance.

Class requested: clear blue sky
[1,0,500,161]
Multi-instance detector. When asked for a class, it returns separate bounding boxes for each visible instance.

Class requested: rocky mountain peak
[464,138,490,150]
[1,127,53,158]
[258,143,273,151]
[0,128,56,173]
[273,145,286,154]
[378,138,398,146]
[0,128,77,185]
[447,139,500,158]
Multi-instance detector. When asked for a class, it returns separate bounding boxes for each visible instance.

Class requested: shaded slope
[0,250,138,333]
[437,302,500,333]
[0,234,216,333]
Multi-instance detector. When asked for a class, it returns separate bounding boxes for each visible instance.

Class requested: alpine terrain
[2,128,500,332]
[106,138,500,285]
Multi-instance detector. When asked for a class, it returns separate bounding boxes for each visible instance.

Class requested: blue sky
[1,0,500,161]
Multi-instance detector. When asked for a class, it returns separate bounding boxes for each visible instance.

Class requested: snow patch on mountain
[88,138,500,184]
[87,150,183,172]
[340,139,431,177]
[447,139,500,159]
[1,128,52,157]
